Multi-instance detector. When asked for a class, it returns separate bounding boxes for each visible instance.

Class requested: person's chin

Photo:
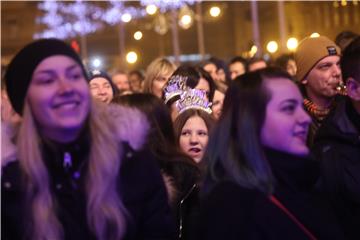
[58,118,85,129]
[290,146,309,156]
[192,156,202,163]
[327,89,339,97]
[188,153,202,163]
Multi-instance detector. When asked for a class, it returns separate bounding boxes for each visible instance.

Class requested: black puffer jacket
[312,99,360,239]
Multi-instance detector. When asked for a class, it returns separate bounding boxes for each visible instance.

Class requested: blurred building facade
[1,1,359,71]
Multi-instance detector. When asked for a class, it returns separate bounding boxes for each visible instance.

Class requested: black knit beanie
[4,38,88,115]
[89,69,119,96]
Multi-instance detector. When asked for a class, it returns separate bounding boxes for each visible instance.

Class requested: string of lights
[139,0,196,13]
[34,0,195,39]
[34,0,103,39]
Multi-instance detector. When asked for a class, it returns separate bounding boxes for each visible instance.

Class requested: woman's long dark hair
[203,67,293,195]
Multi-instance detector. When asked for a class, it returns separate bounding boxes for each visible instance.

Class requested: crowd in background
[1,30,360,239]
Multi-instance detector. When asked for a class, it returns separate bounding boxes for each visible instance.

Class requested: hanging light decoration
[154,14,169,35]
[146,4,158,15]
[35,0,146,39]
[178,5,194,29]
[121,13,132,22]
[134,31,143,40]
[101,1,145,26]
[140,0,196,13]
[209,6,221,17]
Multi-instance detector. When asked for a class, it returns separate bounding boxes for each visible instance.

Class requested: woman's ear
[346,78,360,101]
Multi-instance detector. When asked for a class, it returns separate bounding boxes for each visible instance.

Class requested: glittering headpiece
[91,69,101,75]
[163,75,189,104]
[177,89,212,115]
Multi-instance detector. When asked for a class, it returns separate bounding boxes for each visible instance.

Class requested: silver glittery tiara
[163,75,189,104]
[177,89,212,115]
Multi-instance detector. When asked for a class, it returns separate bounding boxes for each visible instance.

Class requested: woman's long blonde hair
[143,57,176,94]
[17,100,127,240]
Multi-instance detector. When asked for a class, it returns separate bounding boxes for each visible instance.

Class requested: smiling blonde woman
[2,39,176,240]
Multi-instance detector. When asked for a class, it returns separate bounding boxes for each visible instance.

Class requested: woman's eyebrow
[279,99,298,105]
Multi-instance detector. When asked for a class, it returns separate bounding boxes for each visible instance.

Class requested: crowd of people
[1,30,359,239]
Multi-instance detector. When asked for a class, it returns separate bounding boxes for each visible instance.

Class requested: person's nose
[98,87,107,95]
[189,134,199,145]
[332,64,341,79]
[58,77,73,95]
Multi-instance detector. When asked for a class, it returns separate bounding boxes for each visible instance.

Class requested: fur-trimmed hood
[1,103,149,168]
[1,121,18,167]
[107,103,149,151]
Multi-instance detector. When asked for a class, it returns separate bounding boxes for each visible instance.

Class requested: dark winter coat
[159,156,201,240]
[1,140,177,240]
[195,149,345,240]
[313,99,360,239]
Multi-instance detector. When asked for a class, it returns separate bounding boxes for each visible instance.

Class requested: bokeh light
[146,4,157,15]
[179,14,193,29]
[134,31,143,40]
[121,13,132,23]
[310,32,320,38]
[126,51,138,64]
[209,6,221,17]
[287,37,298,51]
[92,58,102,68]
[267,41,278,53]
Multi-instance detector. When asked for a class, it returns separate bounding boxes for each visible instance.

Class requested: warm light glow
[126,51,138,64]
[92,58,102,68]
[341,0,347,6]
[179,14,193,29]
[121,13,132,23]
[249,45,258,57]
[267,41,278,53]
[134,31,143,40]
[209,6,221,17]
[287,37,298,51]
[333,1,339,8]
[310,32,320,38]
[354,0,359,6]
[146,4,157,15]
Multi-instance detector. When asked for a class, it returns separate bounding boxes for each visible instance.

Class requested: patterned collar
[303,98,334,122]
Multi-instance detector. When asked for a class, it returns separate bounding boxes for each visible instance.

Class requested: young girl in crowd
[112,93,201,239]
[143,57,177,99]
[163,65,216,121]
[172,89,215,165]
[196,68,345,239]
[174,109,215,164]
[2,39,176,240]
